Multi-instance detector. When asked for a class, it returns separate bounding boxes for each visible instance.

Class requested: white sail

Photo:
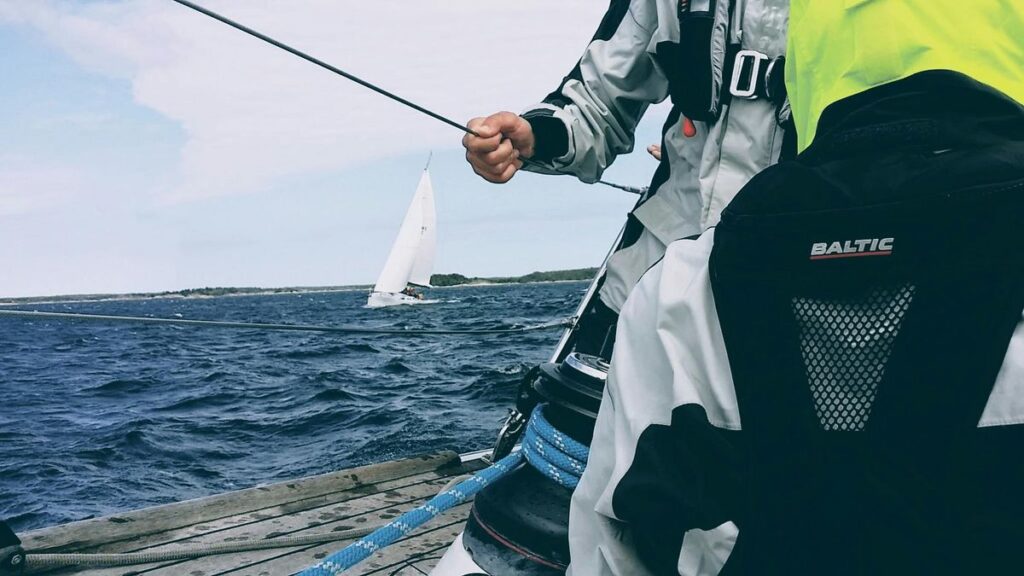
[371,169,436,294]
[407,171,436,287]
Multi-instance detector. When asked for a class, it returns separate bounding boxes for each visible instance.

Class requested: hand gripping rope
[166,0,643,194]
[298,405,588,575]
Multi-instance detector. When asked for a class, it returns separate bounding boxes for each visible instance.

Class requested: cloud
[2,0,607,203]
[0,155,84,216]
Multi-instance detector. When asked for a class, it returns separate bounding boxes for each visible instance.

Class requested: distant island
[0,268,598,305]
[430,268,598,287]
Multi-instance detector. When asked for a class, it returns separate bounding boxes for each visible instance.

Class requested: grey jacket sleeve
[522,0,669,183]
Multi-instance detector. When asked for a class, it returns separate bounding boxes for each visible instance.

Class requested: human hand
[463,112,535,183]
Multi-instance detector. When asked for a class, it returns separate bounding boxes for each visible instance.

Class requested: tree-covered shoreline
[0,268,598,305]
[429,268,598,287]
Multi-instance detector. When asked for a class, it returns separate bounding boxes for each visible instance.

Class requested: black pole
[169,0,480,137]
[168,0,644,193]
[597,181,646,195]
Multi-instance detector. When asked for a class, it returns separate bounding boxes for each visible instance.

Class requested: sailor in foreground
[464,0,791,354]
[568,4,1024,575]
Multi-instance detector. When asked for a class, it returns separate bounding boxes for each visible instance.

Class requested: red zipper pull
[683,116,697,138]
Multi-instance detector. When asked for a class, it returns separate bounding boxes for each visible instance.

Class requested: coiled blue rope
[521,406,588,490]
[298,405,589,575]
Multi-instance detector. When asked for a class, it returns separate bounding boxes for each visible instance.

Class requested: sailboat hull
[366,291,428,308]
[431,533,489,574]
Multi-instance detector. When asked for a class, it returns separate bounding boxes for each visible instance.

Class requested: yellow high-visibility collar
[786,0,1024,151]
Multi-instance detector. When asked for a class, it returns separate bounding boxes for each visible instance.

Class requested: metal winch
[454,352,609,575]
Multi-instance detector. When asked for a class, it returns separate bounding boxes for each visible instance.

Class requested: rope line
[166,0,642,194]
[299,406,589,575]
[520,406,589,490]
[168,0,471,135]
[298,453,523,576]
[0,310,571,336]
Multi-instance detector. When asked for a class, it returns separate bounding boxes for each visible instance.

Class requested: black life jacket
[660,0,788,123]
[710,70,1024,575]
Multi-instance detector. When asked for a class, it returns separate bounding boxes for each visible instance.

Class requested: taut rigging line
[167,0,642,195]
[0,309,571,336]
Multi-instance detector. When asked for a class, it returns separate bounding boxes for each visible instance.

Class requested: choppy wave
[0,282,581,531]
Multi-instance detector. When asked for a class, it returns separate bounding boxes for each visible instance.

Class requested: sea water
[0,282,584,532]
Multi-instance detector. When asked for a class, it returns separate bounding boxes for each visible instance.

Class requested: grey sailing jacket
[522,0,790,313]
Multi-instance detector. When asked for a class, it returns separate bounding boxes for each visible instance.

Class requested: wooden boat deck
[20,451,487,576]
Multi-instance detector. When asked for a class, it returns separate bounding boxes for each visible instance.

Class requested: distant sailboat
[367,160,437,308]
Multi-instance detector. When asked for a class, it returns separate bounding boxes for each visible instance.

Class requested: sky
[0,0,669,298]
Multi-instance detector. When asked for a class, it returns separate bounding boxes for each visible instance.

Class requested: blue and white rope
[522,407,588,489]
[298,405,589,575]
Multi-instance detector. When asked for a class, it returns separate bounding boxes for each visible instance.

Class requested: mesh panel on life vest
[791,284,915,431]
